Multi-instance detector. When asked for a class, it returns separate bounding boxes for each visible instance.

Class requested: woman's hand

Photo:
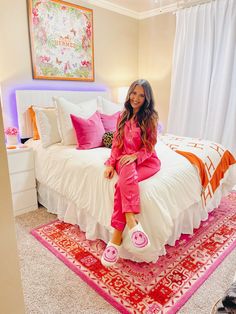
[120,154,137,166]
[104,166,115,179]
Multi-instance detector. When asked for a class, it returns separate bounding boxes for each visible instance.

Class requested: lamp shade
[117,87,129,104]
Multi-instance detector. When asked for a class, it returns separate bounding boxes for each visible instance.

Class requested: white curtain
[167,0,236,155]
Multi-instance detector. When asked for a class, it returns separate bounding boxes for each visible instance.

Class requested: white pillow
[34,107,61,148]
[97,96,123,115]
[54,97,98,145]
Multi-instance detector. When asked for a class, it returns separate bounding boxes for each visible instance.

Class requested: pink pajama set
[105,119,161,232]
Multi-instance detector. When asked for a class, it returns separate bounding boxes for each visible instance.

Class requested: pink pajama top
[105,117,159,168]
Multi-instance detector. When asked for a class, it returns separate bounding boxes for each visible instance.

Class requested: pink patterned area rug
[31,193,236,314]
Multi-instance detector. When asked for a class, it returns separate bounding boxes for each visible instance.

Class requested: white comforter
[28,139,235,262]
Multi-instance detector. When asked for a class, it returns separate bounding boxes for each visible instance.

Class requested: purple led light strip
[2,80,107,127]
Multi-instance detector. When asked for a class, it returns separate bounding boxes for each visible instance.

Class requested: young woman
[101,79,161,267]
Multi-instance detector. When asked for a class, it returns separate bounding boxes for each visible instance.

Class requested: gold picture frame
[27,0,94,81]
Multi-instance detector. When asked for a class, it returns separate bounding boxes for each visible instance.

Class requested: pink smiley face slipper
[129,222,151,250]
[101,241,121,267]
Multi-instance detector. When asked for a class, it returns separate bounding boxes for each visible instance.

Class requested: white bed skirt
[37,170,234,263]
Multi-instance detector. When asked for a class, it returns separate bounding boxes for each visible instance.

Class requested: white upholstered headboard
[16,90,110,139]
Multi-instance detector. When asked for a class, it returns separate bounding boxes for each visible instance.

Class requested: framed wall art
[27,0,94,81]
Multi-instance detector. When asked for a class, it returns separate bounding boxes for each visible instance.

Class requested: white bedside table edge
[6,147,33,154]
[14,204,38,216]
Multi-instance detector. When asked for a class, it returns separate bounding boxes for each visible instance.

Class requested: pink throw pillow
[100,111,120,132]
[70,111,105,149]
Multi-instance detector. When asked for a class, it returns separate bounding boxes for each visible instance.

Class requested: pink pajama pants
[111,157,161,231]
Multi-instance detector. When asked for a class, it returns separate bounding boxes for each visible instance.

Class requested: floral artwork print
[28,0,94,81]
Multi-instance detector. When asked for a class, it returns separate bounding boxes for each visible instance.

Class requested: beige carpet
[15,206,236,314]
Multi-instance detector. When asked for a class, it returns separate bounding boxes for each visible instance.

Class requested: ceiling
[86,0,213,19]
[102,0,181,13]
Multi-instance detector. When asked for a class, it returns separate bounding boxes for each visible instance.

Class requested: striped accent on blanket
[160,135,236,207]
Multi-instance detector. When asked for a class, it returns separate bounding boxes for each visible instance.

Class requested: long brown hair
[116,79,159,151]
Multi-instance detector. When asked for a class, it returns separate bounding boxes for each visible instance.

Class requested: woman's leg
[102,158,160,265]
[109,181,126,246]
[119,158,160,229]
[110,229,123,246]
[111,182,126,232]
[118,162,141,217]
[110,161,141,240]
[125,212,137,229]
[111,157,161,231]
[101,181,124,266]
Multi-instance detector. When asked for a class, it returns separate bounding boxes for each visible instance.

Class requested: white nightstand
[7,147,38,216]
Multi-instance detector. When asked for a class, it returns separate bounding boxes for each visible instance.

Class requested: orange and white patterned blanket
[160,134,236,207]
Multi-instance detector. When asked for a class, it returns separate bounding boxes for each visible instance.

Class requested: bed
[16,90,236,263]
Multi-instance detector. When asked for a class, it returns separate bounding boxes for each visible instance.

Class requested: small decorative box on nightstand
[7,147,38,216]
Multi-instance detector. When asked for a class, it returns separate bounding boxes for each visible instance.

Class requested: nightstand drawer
[10,170,36,193]
[12,189,37,211]
[8,151,34,173]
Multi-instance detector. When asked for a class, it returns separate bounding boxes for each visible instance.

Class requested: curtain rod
[172,0,215,14]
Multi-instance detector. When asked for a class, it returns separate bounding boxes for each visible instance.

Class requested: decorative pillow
[28,106,40,140]
[70,111,105,150]
[97,96,123,115]
[102,131,114,148]
[100,111,120,132]
[54,97,98,145]
[34,107,61,148]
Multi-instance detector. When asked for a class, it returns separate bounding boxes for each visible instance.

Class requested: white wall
[139,13,176,130]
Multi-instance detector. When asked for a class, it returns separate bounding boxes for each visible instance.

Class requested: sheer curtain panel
[168,0,236,155]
